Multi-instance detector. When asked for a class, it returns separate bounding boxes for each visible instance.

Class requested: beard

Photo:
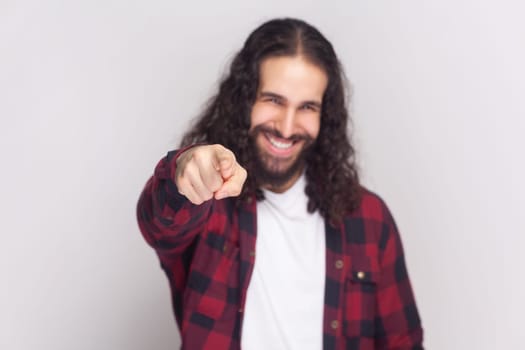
[249,125,315,189]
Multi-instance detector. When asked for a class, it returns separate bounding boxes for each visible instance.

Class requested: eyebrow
[259,91,322,108]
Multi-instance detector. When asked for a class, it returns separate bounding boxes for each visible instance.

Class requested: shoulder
[346,186,395,224]
[341,187,403,258]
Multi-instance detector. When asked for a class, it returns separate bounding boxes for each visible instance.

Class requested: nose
[275,108,297,139]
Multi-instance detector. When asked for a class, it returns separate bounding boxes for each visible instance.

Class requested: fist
[175,144,248,205]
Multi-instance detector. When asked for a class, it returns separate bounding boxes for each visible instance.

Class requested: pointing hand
[175,144,248,205]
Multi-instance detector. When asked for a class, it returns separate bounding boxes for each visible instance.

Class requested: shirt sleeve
[374,200,424,349]
[136,147,212,258]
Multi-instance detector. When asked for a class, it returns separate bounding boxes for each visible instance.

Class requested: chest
[180,202,382,349]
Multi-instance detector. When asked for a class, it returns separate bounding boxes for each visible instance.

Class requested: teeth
[268,135,293,149]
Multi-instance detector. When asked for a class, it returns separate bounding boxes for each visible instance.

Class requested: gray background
[1,0,523,349]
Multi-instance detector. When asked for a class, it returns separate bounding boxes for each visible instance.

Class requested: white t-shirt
[241,174,326,350]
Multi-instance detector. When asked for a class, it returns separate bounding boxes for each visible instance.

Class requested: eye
[267,97,281,105]
[300,103,317,111]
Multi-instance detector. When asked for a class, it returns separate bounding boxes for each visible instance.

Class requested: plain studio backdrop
[1,1,523,349]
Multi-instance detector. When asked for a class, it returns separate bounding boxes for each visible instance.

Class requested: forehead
[257,55,328,102]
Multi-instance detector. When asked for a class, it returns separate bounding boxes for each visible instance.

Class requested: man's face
[249,55,328,192]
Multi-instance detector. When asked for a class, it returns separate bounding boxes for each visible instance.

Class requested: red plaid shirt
[137,150,424,350]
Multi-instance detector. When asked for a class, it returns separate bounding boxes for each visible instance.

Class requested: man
[137,18,423,350]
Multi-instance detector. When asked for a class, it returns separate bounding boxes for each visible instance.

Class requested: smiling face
[249,55,328,192]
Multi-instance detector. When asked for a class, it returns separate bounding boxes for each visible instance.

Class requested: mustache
[250,125,313,143]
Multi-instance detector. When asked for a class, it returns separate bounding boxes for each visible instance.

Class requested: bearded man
[137,18,424,350]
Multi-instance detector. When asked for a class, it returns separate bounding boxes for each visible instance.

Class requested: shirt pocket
[344,269,379,339]
[184,235,241,321]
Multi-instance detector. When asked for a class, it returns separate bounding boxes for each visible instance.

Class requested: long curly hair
[180,18,361,224]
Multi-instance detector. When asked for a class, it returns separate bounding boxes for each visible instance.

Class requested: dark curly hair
[180,18,361,224]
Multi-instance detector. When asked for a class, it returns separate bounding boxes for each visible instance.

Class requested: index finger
[214,164,247,200]
[213,146,236,179]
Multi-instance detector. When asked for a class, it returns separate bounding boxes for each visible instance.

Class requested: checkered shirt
[137,150,424,349]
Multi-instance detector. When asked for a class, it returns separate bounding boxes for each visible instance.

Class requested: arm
[375,202,424,349]
[136,144,247,256]
[136,148,212,256]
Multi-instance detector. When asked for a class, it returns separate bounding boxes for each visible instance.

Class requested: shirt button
[335,259,344,269]
[330,320,339,329]
[249,250,255,257]
[357,271,366,280]
[238,308,243,313]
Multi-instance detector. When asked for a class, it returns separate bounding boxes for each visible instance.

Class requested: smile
[267,134,293,149]
[261,132,300,157]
